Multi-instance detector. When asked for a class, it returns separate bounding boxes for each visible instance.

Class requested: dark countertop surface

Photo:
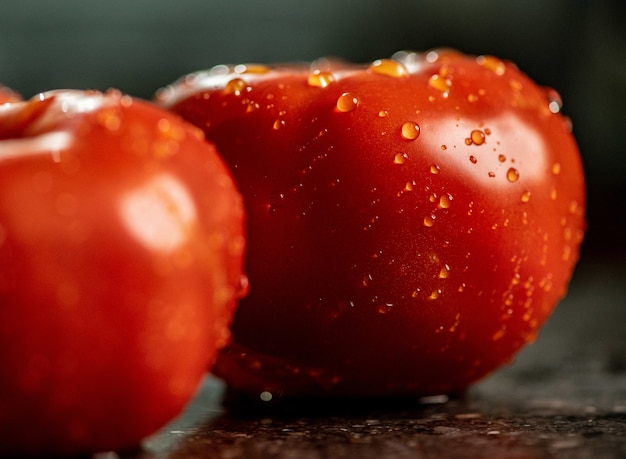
[121,256,625,459]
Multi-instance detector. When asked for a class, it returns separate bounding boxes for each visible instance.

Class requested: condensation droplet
[439,264,450,279]
[440,144,447,150]
[488,171,496,178]
[469,155,477,164]
[336,92,359,112]
[428,74,451,94]
[224,78,247,96]
[405,181,415,191]
[424,214,436,227]
[476,55,506,75]
[378,110,389,118]
[427,289,441,300]
[552,162,561,175]
[550,188,558,200]
[467,93,479,103]
[521,190,531,203]
[439,193,453,209]
[235,64,271,74]
[401,121,420,140]
[470,129,486,145]
[394,152,408,165]
[369,59,408,78]
[430,164,441,175]
[308,70,335,88]
[272,119,285,130]
[498,154,506,163]
[506,168,520,182]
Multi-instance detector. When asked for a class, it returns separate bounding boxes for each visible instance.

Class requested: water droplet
[224,78,247,96]
[97,109,121,131]
[439,193,453,209]
[378,110,389,118]
[469,155,477,164]
[428,74,451,94]
[259,391,273,402]
[506,168,520,182]
[235,63,271,74]
[423,214,436,227]
[550,188,558,200]
[440,144,447,150]
[394,152,408,165]
[551,162,561,175]
[401,121,420,140]
[439,264,450,279]
[377,303,394,314]
[488,171,496,178]
[369,59,408,78]
[521,190,531,203]
[430,164,441,174]
[236,274,250,298]
[484,128,491,135]
[545,88,563,113]
[498,154,506,163]
[308,70,335,88]
[470,129,486,145]
[272,118,285,130]
[427,289,441,300]
[336,92,359,112]
[476,55,506,75]
[404,181,415,191]
[467,93,479,103]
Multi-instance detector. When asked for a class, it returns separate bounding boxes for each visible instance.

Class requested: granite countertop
[128,256,625,459]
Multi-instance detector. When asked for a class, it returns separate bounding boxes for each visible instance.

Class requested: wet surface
[124,257,626,459]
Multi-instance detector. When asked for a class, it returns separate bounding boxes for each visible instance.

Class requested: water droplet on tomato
[336,92,359,112]
[394,152,408,165]
[469,155,478,164]
[377,303,394,314]
[551,162,561,175]
[470,129,486,145]
[476,55,506,75]
[400,121,420,140]
[235,63,270,74]
[521,190,531,203]
[378,110,389,118]
[506,168,520,182]
[423,214,436,227]
[369,59,408,78]
[439,264,450,279]
[224,78,247,96]
[467,93,479,103]
[430,164,441,174]
[404,181,415,191]
[428,74,451,94]
[272,119,285,130]
[498,154,506,163]
[308,70,335,88]
[439,193,453,209]
[427,289,441,300]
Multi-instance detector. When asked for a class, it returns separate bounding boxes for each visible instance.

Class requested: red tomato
[0,84,21,104]
[160,50,585,399]
[0,90,246,454]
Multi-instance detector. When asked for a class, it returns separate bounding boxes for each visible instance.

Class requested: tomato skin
[0,84,21,104]
[0,90,246,454]
[161,50,585,398]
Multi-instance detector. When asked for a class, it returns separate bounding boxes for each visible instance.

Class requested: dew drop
[369,59,408,78]
[428,74,451,93]
[440,144,447,150]
[423,214,436,227]
[469,155,478,164]
[235,64,271,74]
[336,92,359,112]
[404,181,415,191]
[476,55,506,75]
[488,171,496,178]
[378,110,389,118]
[439,264,450,279]
[224,78,247,96]
[498,154,506,163]
[521,190,531,203]
[272,119,285,130]
[430,164,441,175]
[467,93,479,103]
[308,70,335,88]
[506,168,520,182]
[394,152,408,165]
[427,289,441,300]
[551,162,561,175]
[401,121,420,140]
[470,129,486,145]
[550,188,558,200]
[439,193,453,209]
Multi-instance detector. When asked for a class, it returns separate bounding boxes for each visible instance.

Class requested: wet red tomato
[160,49,585,399]
[0,90,246,454]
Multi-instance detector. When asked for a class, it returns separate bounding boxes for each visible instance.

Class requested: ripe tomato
[160,49,585,399]
[0,90,246,454]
